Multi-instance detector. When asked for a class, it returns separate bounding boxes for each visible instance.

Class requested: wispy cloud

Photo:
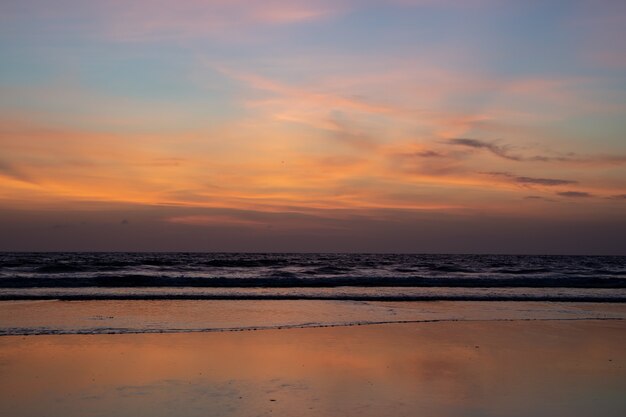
[0,160,35,184]
[391,149,466,177]
[484,172,577,186]
[557,191,593,198]
[1,0,347,41]
[218,66,395,118]
[1,0,499,40]
[447,138,626,166]
[413,150,446,158]
[447,138,521,161]
[103,0,343,41]
[524,195,556,202]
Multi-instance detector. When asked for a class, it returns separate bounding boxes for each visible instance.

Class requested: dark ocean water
[1,253,625,302]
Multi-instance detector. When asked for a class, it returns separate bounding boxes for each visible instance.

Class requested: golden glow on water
[1,321,625,417]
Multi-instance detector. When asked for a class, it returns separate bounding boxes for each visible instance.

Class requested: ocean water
[1,252,625,301]
[1,253,626,336]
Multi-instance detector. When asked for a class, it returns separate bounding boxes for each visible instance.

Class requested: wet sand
[2,300,625,335]
[1,319,625,417]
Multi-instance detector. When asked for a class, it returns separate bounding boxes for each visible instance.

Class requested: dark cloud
[0,160,34,183]
[449,138,575,162]
[447,138,626,165]
[515,176,576,186]
[414,150,445,158]
[485,171,577,186]
[609,194,626,200]
[524,196,555,201]
[447,138,522,161]
[393,151,464,176]
[557,191,593,198]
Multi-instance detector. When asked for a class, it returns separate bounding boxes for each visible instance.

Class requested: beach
[1,301,625,417]
[1,254,625,416]
[3,0,626,414]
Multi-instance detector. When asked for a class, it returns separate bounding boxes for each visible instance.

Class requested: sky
[0,0,625,254]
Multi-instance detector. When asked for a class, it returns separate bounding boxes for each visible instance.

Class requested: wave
[34,264,93,273]
[202,259,288,268]
[4,281,625,302]
[2,253,625,273]
[1,253,625,308]
[1,275,625,288]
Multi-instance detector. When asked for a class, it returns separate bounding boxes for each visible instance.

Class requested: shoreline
[1,316,625,337]
[2,299,626,337]
[2,294,626,302]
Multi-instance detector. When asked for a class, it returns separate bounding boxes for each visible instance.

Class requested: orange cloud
[10,58,618,215]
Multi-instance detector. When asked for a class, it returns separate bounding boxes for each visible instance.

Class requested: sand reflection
[1,320,625,417]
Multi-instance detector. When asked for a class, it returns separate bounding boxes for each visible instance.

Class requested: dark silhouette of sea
[1,253,624,302]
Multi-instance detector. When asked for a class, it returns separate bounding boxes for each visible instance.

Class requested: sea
[1,252,625,335]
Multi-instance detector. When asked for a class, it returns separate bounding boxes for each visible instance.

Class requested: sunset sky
[1,0,625,253]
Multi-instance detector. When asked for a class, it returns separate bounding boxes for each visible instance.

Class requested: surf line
[1,316,624,337]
